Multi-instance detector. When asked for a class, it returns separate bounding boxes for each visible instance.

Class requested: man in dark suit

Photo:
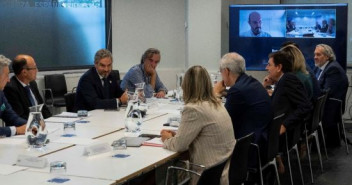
[76,49,128,111]
[4,55,51,121]
[214,52,272,171]
[264,51,312,173]
[0,55,27,137]
[313,44,348,146]
[214,52,272,145]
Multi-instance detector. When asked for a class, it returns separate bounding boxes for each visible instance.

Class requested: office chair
[229,132,254,185]
[165,157,228,185]
[329,97,349,154]
[111,69,121,86]
[303,94,326,183]
[43,74,67,109]
[64,87,77,113]
[252,113,285,185]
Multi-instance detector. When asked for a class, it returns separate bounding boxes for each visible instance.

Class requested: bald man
[241,11,271,37]
[4,55,51,121]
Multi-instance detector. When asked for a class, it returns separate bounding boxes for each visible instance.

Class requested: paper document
[54,112,78,118]
[0,164,27,175]
[45,117,80,123]
[143,137,163,147]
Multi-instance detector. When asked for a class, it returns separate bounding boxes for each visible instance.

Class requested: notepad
[143,137,163,147]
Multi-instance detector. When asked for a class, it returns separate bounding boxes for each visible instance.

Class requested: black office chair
[329,97,349,154]
[64,87,77,113]
[303,94,326,183]
[252,113,285,185]
[229,132,254,185]
[284,123,305,185]
[43,74,67,108]
[111,69,121,86]
[165,157,228,185]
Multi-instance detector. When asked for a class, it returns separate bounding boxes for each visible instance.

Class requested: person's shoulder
[4,77,19,91]
[240,30,252,37]
[260,32,271,37]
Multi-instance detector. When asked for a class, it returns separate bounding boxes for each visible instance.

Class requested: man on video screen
[241,11,271,37]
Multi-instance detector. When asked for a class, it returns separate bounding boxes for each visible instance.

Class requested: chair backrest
[44,74,67,98]
[229,132,255,185]
[197,158,229,185]
[309,95,325,131]
[266,113,286,162]
[111,70,121,86]
[64,92,77,113]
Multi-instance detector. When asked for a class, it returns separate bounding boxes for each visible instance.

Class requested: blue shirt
[120,64,167,98]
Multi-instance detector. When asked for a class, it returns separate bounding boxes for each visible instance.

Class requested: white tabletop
[0,171,114,185]
[0,98,183,183]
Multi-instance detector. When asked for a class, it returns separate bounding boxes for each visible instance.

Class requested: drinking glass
[134,82,145,103]
[26,112,48,150]
[63,122,76,136]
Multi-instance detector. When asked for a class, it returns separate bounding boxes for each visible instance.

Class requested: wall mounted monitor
[0,0,109,71]
[229,4,348,71]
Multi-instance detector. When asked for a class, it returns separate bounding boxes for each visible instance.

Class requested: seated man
[313,44,348,147]
[76,49,128,111]
[120,48,167,98]
[214,52,272,146]
[264,51,312,173]
[0,55,27,137]
[4,55,51,120]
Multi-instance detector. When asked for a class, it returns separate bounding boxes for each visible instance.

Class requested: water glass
[77,110,88,118]
[63,122,76,136]
[50,161,67,174]
[112,138,127,150]
[134,82,145,103]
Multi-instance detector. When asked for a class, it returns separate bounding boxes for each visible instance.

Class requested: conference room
[0,0,351,185]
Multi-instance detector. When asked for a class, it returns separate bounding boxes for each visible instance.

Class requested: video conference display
[0,0,106,71]
[229,4,347,71]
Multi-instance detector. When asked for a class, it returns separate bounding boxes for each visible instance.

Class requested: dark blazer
[76,67,124,111]
[314,61,348,127]
[4,76,52,121]
[271,73,312,130]
[225,73,273,144]
[0,91,27,137]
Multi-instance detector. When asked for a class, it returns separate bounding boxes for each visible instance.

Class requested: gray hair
[141,48,160,64]
[316,44,336,62]
[220,52,246,75]
[94,49,113,64]
[0,55,11,73]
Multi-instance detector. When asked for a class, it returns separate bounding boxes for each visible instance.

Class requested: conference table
[0,98,183,185]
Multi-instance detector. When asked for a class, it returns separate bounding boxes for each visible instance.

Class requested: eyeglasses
[25,67,37,70]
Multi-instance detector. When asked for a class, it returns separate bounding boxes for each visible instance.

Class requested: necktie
[315,69,322,79]
[102,78,109,98]
[25,85,35,106]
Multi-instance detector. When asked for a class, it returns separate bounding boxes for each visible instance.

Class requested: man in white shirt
[241,11,271,37]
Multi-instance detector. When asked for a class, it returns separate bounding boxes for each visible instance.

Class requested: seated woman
[161,65,236,185]
[280,44,314,101]
[263,51,312,174]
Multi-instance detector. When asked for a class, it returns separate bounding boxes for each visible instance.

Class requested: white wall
[111,0,186,90]
[186,0,222,72]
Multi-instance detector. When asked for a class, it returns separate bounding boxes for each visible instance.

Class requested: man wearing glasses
[4,54,51,121]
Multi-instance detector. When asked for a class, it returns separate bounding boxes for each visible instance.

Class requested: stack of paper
[143,137,163,147]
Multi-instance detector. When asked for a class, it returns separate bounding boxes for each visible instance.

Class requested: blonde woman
[161,65,236,185]
[280,44,313,100]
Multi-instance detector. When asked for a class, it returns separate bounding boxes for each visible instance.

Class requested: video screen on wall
[229,4,347,71]
[0,0,107,71]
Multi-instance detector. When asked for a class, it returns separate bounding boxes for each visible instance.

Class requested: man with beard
[241,11,271,37]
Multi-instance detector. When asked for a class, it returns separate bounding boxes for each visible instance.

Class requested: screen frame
[229,3,348,71]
